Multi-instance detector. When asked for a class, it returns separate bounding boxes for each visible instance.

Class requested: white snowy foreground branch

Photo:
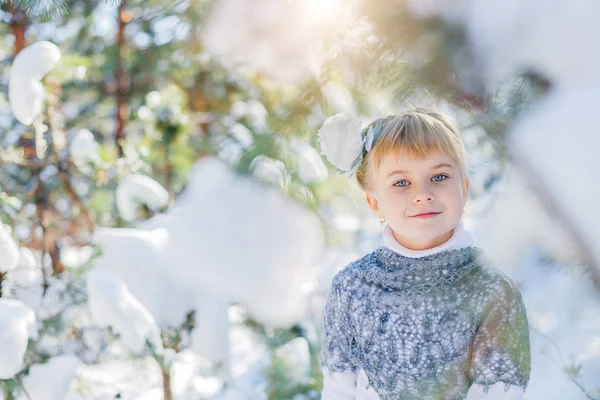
[9,41,61,126]
[93,157,323,328]
[87,268,163,354]
[20,355,82,400]
[0,299,37,379]
[90,156,324,374]
[508,85,600,269]
[0,224,20,273]
[164,156,324,327]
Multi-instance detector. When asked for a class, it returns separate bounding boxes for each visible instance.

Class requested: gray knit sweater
[320,246,531,400]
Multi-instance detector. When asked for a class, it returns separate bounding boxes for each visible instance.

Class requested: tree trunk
[115,0,131,158]
[7,1,27,57]
[160,363,173,400]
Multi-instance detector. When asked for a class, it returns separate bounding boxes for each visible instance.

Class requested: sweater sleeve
[466,382,525,400]
[468,276,531,393]
[320,273,358,398]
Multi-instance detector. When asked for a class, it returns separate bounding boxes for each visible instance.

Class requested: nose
[412,188,435,204]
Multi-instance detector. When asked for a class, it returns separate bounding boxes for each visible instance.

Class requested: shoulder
[330,249,380,292]
[471,248,525,303]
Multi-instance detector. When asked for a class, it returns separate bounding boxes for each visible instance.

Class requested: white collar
[382,219,474,258]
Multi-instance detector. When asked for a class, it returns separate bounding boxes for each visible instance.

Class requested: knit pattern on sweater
[320,246,531,400]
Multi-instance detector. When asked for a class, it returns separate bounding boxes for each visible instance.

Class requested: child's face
[365,148,469,250]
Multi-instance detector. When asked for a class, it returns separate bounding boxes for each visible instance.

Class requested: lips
[410,211,442,218]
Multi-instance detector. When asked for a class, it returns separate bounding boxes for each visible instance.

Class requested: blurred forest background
[0,0,598,399]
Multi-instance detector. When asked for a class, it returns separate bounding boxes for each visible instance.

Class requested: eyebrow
[386,163,453,178]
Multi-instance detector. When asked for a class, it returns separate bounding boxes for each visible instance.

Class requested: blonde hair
[355,108,468,190]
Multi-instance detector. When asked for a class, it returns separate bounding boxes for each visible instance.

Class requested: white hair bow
[316,113,382,177]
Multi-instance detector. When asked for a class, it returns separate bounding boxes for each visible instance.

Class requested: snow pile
[90,156,324,353]
[0,299,37,379]
[165,157,324,327]
[69,129,99,163]
[86,268,163,354]
[189,293,230,367]
[467,0,600,86]
[507,85,600,268]
[250,156,286,186]
[217,123,254,165]
[1,247,44,312]
[404,0,600,270]
[91,226,197,328]
[20,355,82,400]
[115,174,169,222]
[9,41,61,126]
[405,0,600,87]
[0,224,19,273]
[274,337,311,384]
[289,139,329,184]
[509,249,600,399]
[475,168,580,269]
[230,99,268,131]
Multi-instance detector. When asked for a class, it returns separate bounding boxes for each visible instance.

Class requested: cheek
[440,184,465,208]
[380,190,409,212]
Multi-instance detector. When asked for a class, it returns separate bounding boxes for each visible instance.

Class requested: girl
[317,109,531,400]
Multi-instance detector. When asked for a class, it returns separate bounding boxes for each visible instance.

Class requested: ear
[365,191,382,217]
[462,176,470,201]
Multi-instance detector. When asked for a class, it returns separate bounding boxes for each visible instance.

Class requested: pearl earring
[379,215,386,225]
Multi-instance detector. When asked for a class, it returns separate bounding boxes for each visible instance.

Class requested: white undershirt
[381,219,474,257]
[322,221,526,400]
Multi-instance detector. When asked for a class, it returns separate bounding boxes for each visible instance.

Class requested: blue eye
[432,174,448,182]
[393,180,409,187]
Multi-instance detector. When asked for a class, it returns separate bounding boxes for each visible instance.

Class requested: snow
[0,224,19,273]
[60,245,95,269]
[467,0,600,86]
[510,248,600,399]
[250,155,286,186]
[146,91,162,108]
[474,168,580,270]
[1,247,44,312]
[19,355,82,400]
[64,321,270,399]
[8,41,61,126]
[70,129,99,163]
[164,157,324,327]
[92,157,323,330]
[507,85,600,269]
[188,293,230,369]
[86,268,163,354]
[91,226,198,328]
[274,337,311,384]
[404,0,600,87]
[245,99,268,131]
[230,123,254,148]
[115,174,170,222]
[0,299,37,379]
[289,138,329,184]
[67,358,164,399]
[217,122,256,165]
[87,156,323,394]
